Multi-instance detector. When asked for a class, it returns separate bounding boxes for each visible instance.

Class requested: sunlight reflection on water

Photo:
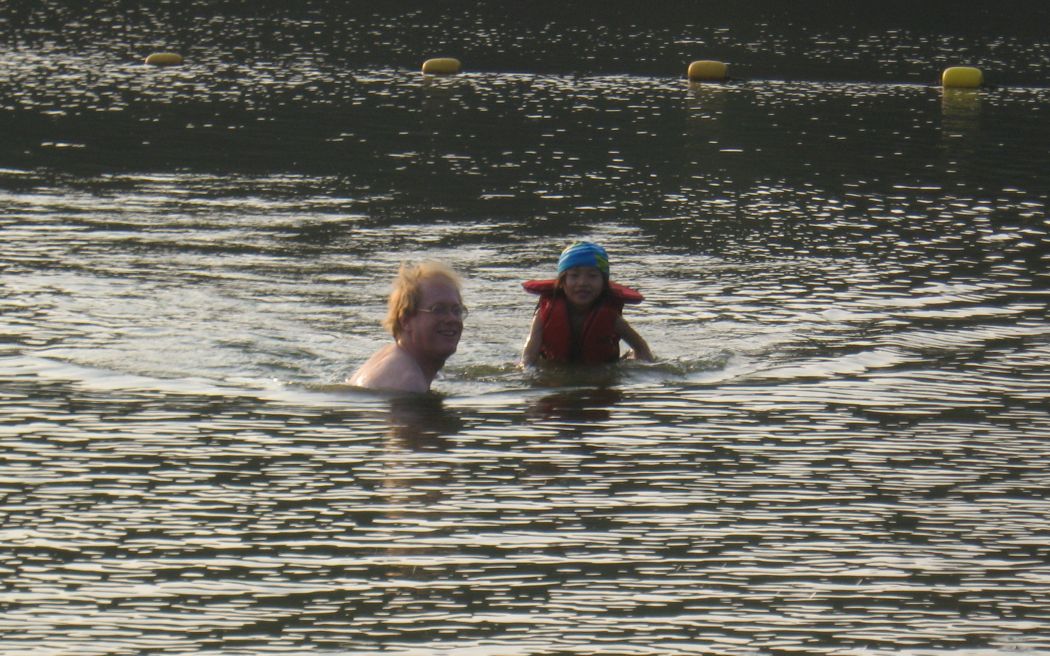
[2,2,1050,653]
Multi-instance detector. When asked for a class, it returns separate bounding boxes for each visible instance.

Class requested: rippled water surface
[3,2,1050,654]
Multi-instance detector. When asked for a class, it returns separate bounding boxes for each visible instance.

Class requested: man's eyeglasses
[418,303,469,320]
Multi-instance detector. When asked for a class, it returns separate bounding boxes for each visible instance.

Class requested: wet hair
[383,261,462,339]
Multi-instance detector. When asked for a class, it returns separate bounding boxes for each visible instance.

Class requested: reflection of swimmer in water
[349,261,466,393]
[380,397,461,531]
[520,241,653,367]
[528,386,624,424]
[386,395,463,448]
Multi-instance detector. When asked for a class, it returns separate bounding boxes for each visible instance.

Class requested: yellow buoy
[421,57,462,75]
[687,60,728,82]
[145,52,184,66]
[941,66,983,88]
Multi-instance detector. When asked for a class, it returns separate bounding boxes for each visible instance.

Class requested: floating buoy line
[409,57,988,89]
[140,52,990,91]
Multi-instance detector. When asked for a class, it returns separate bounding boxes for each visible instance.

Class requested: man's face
[399,277,463,362]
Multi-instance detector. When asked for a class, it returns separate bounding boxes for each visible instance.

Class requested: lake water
[2,2,1050,654]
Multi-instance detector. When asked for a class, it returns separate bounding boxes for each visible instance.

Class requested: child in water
[520,241,654,366]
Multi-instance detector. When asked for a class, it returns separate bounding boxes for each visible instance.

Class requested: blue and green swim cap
[557,241,609,276]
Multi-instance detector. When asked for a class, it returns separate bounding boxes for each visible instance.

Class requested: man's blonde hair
[383,261,462,339]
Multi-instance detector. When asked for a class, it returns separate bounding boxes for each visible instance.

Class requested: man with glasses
[349,261,467,393]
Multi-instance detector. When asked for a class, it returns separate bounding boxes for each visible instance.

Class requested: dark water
[2,2,1050,654]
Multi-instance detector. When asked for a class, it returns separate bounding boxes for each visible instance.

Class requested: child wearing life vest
[520,241,654,366]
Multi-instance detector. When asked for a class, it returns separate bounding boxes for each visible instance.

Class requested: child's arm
[615,316,654,361]
[520,311,545,367]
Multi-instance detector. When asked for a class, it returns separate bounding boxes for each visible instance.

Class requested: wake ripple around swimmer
[442,349,740,396]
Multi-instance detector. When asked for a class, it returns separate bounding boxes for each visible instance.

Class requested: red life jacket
[522,279,644,364]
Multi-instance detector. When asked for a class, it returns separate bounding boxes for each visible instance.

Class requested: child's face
[562,266,605,309]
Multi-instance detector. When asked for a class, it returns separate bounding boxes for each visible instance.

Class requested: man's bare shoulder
[348,343,429,393]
